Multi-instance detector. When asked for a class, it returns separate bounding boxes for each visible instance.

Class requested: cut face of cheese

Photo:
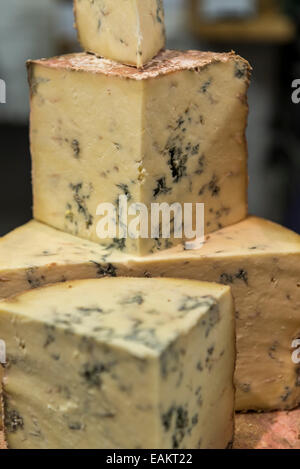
[28,50,250,255]
[0,278,235,449]
[74,0,166,67]
[0,217,299,412]
[0,220,131,300]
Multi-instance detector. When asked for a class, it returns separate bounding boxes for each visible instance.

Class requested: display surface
[0,277,235,449]
[74,0,166,67]
[28,50,250,255]
[0,216,299,412]
[234,409,300,449]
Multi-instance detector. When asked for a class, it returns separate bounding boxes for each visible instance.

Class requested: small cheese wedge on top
[74,0,166,67]
[27,50,250,255]
[1,278,235,449]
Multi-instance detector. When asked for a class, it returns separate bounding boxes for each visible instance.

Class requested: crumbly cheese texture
[74,0,166,67]
[28,50,250,255]
[0,217,299,412]
[0,278,235,449]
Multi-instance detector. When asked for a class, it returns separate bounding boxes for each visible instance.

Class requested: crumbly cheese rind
[0,277,235,449]
[0,216,299,412]
[74,0,166,68]
[28,50,250,255]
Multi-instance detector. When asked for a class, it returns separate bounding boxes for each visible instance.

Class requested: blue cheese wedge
[74,0,166,67]
[0,217,299,412]
[1,278,235,449]
[27,50,250,255]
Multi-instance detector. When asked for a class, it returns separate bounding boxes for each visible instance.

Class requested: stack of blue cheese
[0,0,299,450]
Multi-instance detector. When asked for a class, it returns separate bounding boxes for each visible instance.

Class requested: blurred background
[0,0,299,236]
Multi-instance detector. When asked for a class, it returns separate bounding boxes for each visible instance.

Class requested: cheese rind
[28,50,250,255]
[0,278,235,449]
[0,217,299,412]
[74,0,166,68]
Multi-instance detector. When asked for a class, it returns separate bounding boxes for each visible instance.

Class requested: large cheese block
[135,219,300,412]
[0,277,235,449]
[28,50,250,255]
[74,0,166,68]
[1,216,299,411]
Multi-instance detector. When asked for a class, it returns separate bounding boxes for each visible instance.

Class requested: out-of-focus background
[0,0,299,236]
